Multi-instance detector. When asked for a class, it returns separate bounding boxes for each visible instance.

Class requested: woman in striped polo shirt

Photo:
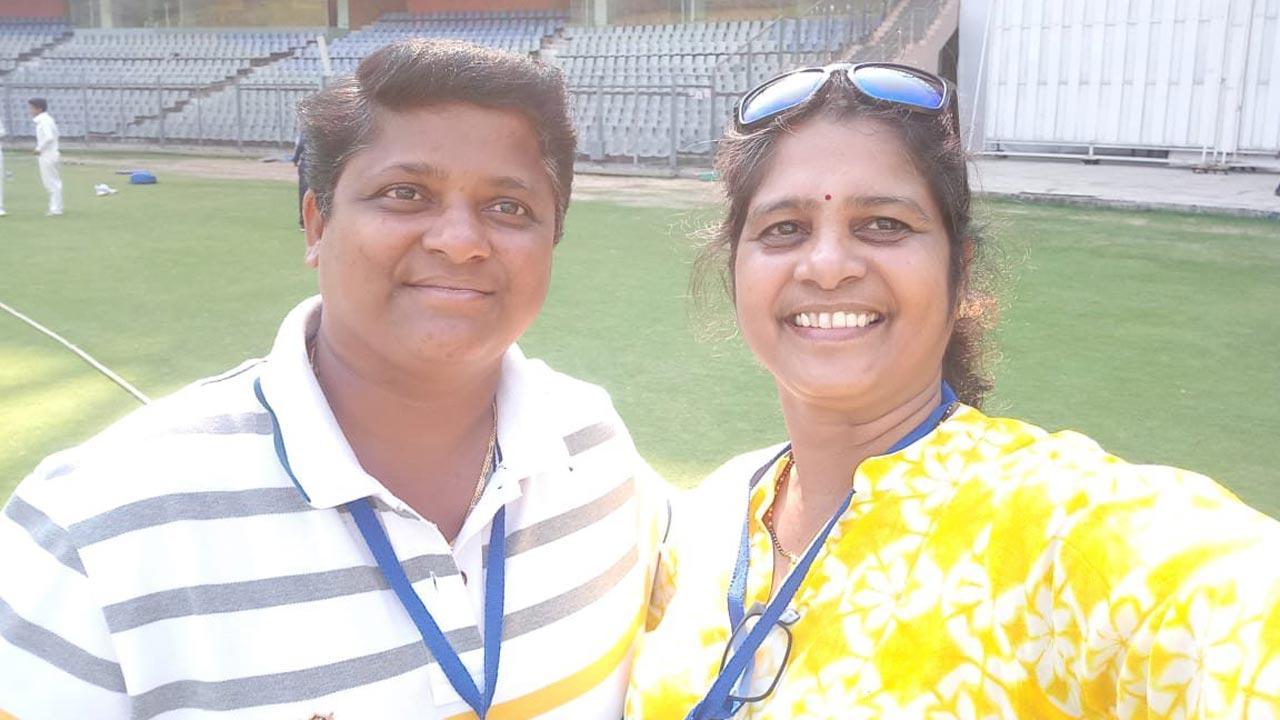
[0,40,669,720]
[626,62,1280,718]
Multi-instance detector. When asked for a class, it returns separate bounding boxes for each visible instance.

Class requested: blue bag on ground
[129,171,157,184]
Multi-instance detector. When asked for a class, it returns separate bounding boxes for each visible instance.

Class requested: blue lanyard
[348,499,505,718]
[688,382,957,720]
[254,376,505,717]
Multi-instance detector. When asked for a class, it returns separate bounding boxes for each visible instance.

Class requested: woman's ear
[952,238,973,315]
[303,190,324,268]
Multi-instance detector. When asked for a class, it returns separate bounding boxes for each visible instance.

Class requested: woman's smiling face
[733,115,956,418]
[306,102,558,372]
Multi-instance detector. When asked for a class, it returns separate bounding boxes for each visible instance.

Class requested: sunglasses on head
[735,61,955,133]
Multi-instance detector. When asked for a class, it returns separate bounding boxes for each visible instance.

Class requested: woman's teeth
[793,311,881,329]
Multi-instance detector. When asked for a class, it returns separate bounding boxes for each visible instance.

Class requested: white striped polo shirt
[0,296,670,720]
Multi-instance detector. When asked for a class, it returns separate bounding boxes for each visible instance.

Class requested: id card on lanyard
[254,376,506,718]
[687,382,958,720]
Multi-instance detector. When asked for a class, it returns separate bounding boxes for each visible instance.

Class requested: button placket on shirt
[377,499,487,710]
[447,465,533,709]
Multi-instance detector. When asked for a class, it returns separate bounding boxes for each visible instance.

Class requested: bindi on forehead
[824,194,832,201]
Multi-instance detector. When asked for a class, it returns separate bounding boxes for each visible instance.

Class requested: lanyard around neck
[253,375,506,717]
[689,382,958,720]
[349,498,505,718]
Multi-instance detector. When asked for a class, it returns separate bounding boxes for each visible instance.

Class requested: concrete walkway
[579,155,1280,220]
[970,157,1280,220]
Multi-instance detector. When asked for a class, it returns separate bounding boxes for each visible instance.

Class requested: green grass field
[2,150,1277,517]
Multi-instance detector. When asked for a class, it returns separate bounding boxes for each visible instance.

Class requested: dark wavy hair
[297,39,577,240]
[694,73,998,407]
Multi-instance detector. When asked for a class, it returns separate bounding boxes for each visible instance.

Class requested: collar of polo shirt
[256,295,571,514]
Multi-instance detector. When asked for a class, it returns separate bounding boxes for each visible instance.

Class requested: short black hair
[27,97,48,112]
[297,39,577,240]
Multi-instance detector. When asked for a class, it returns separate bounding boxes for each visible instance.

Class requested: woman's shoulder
[511,352,604,397]
[952,406,1280,589]
[503,350,646,455]
[955,406,1244,508]
[10,358,274,528]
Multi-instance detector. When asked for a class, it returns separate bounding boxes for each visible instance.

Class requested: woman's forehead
[367,102,539,152]
[347,103,550,188]
[750,117,933,207]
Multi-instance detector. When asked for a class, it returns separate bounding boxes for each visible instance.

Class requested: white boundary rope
[1,300,151,405]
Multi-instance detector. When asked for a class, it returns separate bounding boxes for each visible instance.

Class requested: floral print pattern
[626,406,1280,719]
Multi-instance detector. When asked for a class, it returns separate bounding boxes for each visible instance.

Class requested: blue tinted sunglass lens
[740,70,827,125]
[848,66,945,111]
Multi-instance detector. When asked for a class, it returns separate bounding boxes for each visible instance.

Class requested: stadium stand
[846,0,945,62]
[0,18,72,73]
[250,10,564,84]
[0,2,936,164]
[2,26,313,139]
[559,13,883,160]
[138,10,567,144]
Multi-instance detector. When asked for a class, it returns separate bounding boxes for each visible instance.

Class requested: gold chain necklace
[466,403,498,514]
[308,337,497,515]
[762,453,802,565]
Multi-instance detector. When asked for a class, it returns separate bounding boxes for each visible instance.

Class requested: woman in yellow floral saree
[625,62,1280,719]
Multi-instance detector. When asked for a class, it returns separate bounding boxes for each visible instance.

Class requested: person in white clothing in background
[29,97,62,216]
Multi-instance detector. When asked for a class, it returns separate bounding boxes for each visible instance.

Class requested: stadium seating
[846,0,943,62]
[2,25,312,139]
[139,10,568,144]
[559,13,882,160]
[0,18,71,73]
[132,84,316,145]
[557,17,860,61]
[0,4,919,163]
[247,10,565,85]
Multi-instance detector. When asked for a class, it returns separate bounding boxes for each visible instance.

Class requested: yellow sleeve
[1053,465,1280,719]
[1111,540,1280,718]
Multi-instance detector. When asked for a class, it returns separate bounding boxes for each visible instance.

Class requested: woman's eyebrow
[364,163,533,194]
[748,196,818,221]
[844,195,932,221]
[488,175,533,193]
[369,161,448,180]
